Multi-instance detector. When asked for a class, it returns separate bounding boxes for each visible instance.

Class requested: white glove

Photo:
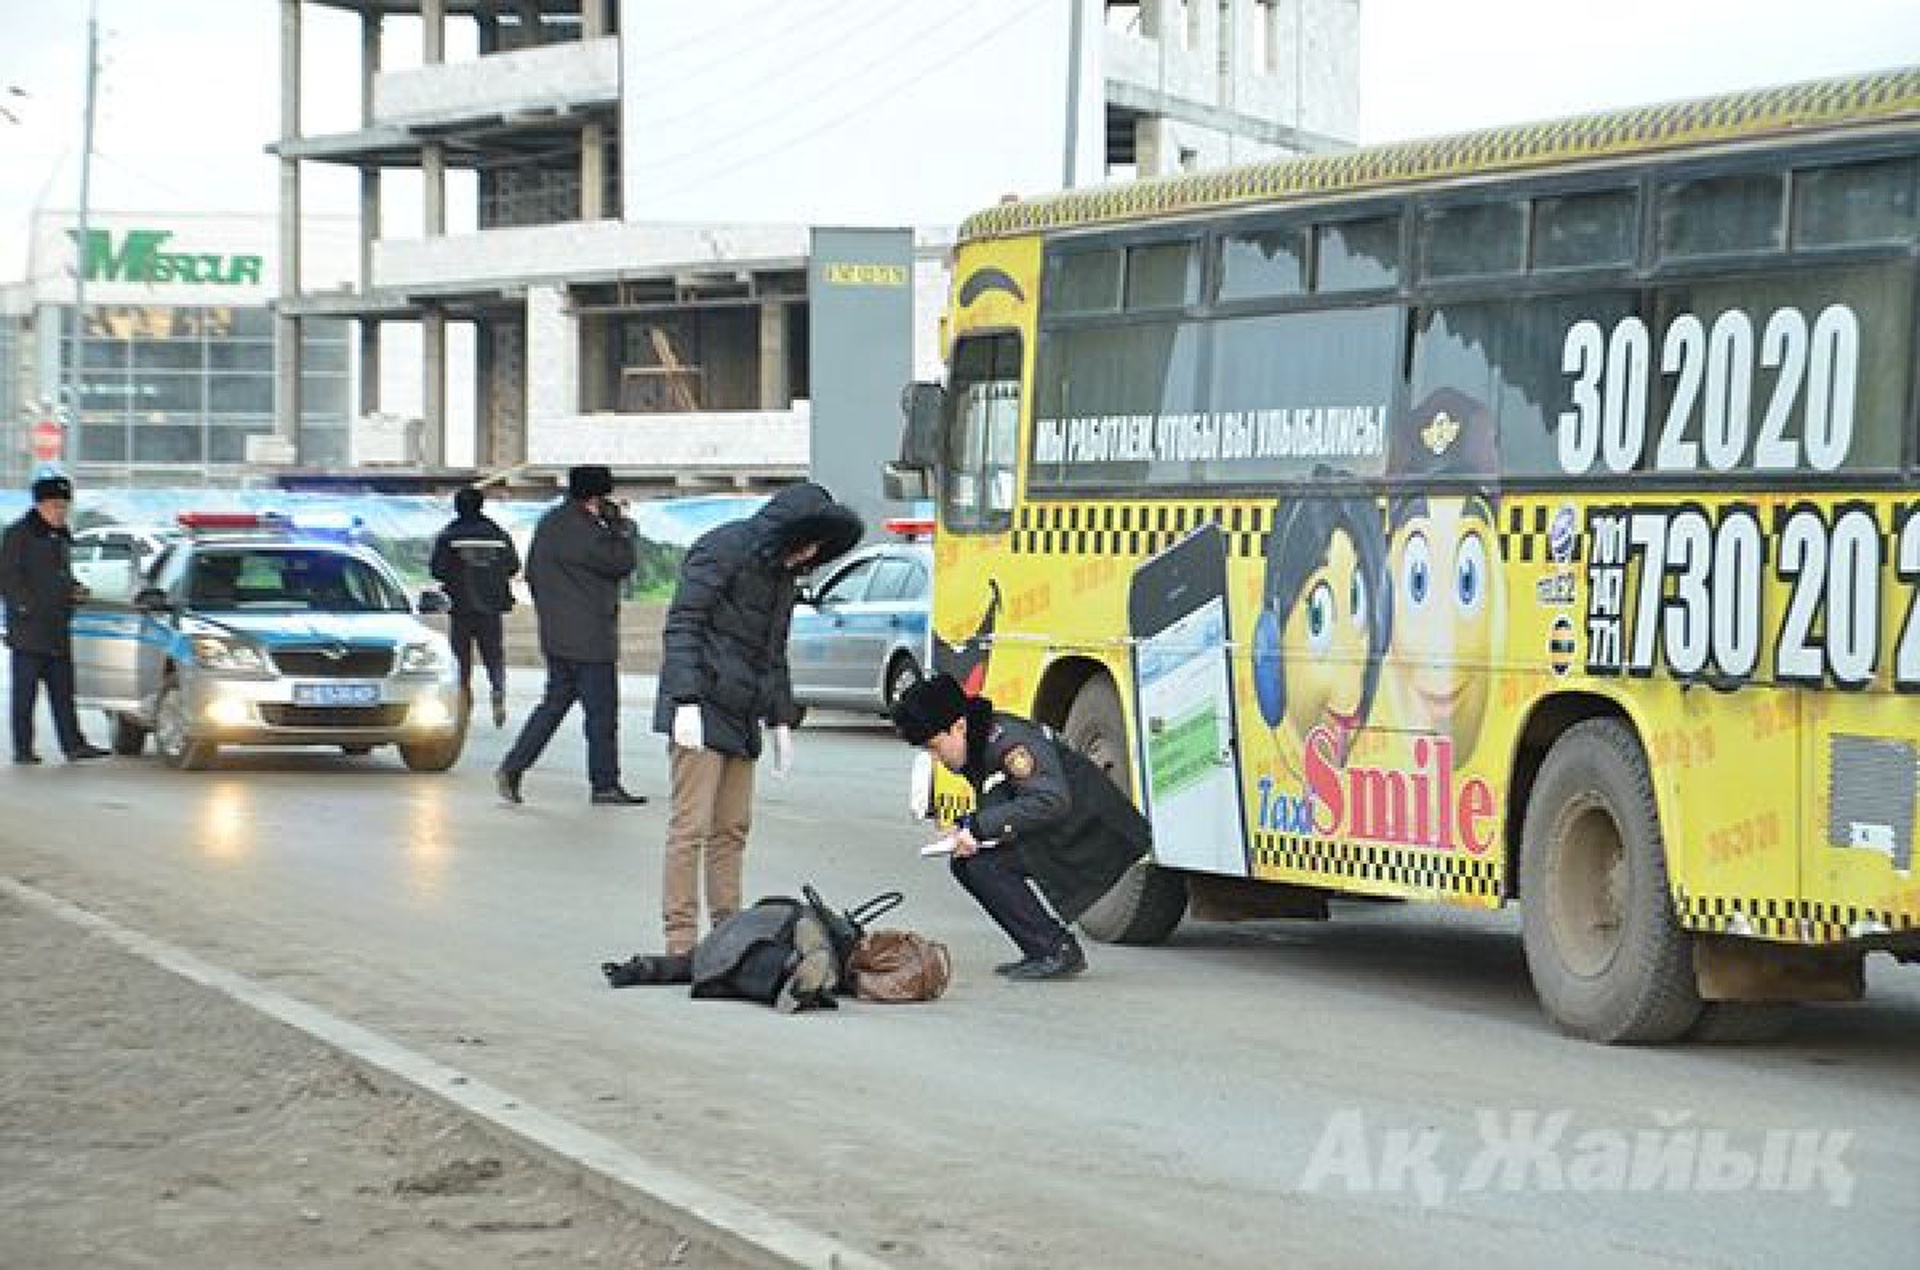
[672,703,703,751]
[770,725,795,779]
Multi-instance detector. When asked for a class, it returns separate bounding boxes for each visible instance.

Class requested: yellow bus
[887,67,1920,1042]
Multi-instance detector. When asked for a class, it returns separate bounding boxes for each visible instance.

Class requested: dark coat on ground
[429,513,521,615]
[523,499,637,664]
[0,510,78,657]
[652,482,862,759]
[963,702,1152,922]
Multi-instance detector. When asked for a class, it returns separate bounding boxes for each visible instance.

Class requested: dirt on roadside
[0,891,751,1270]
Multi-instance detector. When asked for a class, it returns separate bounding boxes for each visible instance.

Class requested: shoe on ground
[1006,939,1086,981]
[995,955,1040,976]
[66,743,110,761]
[495,767,523,805]
[590,785,647,806]
[13,752,42,765]
[490,691,507,729]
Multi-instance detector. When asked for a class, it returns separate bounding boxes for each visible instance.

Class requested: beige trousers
[662,743,757,955]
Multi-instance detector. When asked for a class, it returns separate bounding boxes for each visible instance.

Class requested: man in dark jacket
[430,486,521,728]
[651,482,861,955]
[1,475,108,764]
[892,674,1151,980]
[495,465,644,806]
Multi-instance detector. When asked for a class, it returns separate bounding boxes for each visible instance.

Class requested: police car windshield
[186,548,407,614]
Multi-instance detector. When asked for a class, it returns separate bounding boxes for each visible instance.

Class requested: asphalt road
[5,670,1916,1269]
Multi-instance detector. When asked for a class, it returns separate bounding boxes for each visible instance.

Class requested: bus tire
[110,712,148,756]
[1520,718,1702,1044]
[1061,674,1188,945]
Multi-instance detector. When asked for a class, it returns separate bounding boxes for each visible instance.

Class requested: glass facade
[65,304,349,479]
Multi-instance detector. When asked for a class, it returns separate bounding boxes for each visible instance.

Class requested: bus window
[1315,215,1402,292]
[1215,226,1306,302]
[943,334,1023,533]
[1792,156,1918,248]
[1659,172,1786,259]
[1422,200,1526,279]
[1125,242,1199,309]
[1047,250,1123,314]
[1031,320,1205,488]
[1531,189,1638,271]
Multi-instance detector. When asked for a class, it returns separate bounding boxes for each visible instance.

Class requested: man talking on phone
[891,674,1150,980]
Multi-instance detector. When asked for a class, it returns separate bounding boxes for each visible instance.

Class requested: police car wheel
[1061,674,1187,946]
[399,737,462,773]
[110,713,148,757]
[1519,718,1701,1044]
[154,679,218,772]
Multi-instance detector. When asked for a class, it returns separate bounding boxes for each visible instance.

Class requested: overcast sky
[1,0,1915,280]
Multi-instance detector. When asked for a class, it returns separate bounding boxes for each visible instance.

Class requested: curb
[2,877,891,1270]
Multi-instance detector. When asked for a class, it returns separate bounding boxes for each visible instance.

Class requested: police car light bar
[175,510,365,539]
[176,511,269,531]
[884,517,934,539]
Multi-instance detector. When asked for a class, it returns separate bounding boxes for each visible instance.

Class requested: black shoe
[65,744,110,761]
[13,752,42,766]
[1006,940,1086,981]
[994,956,1038,976]
[590,785,647,806]
[495,767,523,805]
[490,691,507,729]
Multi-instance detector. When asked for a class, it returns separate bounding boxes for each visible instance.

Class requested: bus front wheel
[1520,718,1702,1043]
[1061,674,1188,946]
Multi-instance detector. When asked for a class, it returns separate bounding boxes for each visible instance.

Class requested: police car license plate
[294,682,380,707]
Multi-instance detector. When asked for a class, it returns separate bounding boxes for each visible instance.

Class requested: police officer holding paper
[892,674,1150,980]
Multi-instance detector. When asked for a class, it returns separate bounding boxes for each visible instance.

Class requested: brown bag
[848,929,952,1003]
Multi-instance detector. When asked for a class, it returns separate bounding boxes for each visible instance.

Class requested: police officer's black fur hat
[892,673,970,745]
[31,475,73,503]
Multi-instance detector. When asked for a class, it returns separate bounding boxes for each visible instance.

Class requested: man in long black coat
[496,465,642,805]
[0,475,108,764]
[651,481,861,955]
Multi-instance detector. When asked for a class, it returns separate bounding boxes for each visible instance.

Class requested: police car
[71,511,464,772]
[786,518,931,719]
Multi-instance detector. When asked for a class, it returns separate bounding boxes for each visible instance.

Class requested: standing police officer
[430,485,520,728]
[1,475,109,764]
[892,674,1150,979]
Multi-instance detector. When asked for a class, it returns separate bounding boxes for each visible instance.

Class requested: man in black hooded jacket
[1,475,109,764]
[650,482,861,955]
[429,486,520,728]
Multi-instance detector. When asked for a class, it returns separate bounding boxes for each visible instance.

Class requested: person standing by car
[1,475,108,764]
[891,673,1149,980]
[430,486,520,728]
[653,482,862,955]
[495,465,645,806]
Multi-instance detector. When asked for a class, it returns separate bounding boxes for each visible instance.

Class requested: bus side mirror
[886,380,945,500]
[133,586,174,613]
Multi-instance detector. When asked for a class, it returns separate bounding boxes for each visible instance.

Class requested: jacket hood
[749,482,863,569]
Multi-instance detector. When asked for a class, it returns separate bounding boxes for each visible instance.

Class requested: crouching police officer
[892,674,1150,980]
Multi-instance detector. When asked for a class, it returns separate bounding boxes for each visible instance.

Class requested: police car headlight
[190,635,269,675]
[398,641,449,674]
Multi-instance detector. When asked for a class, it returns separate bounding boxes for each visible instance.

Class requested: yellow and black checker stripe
[961,68,1920,243]
[1677,893,1919,944]
[1252,832,1505,900]
[1013,502,1272,561]
[1498,503,1584,565]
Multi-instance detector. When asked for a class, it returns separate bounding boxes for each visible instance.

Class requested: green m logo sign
[70,228,265,286]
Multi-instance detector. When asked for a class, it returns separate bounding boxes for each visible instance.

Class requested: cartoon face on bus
[1382,493,1500,761]
[1251,491,1391,765]
[1380,388,1503,763]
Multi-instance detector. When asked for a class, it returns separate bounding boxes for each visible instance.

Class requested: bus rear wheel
[1520,718,1702,1043]
[1061,674,1187,946]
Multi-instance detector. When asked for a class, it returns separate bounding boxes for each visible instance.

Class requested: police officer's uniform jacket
[963,706,1151,922]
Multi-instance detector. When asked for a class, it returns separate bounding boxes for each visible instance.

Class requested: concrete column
[579,312,610,412]
[1140,0,1164,39]
[275,0,302,447]
[582,0,609,39]
[422,308,446,466]
[581,122,605,220]
[423,143,446,237]
[358,319,380,417]
[423,0,445,64]
[758,300,788,410]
